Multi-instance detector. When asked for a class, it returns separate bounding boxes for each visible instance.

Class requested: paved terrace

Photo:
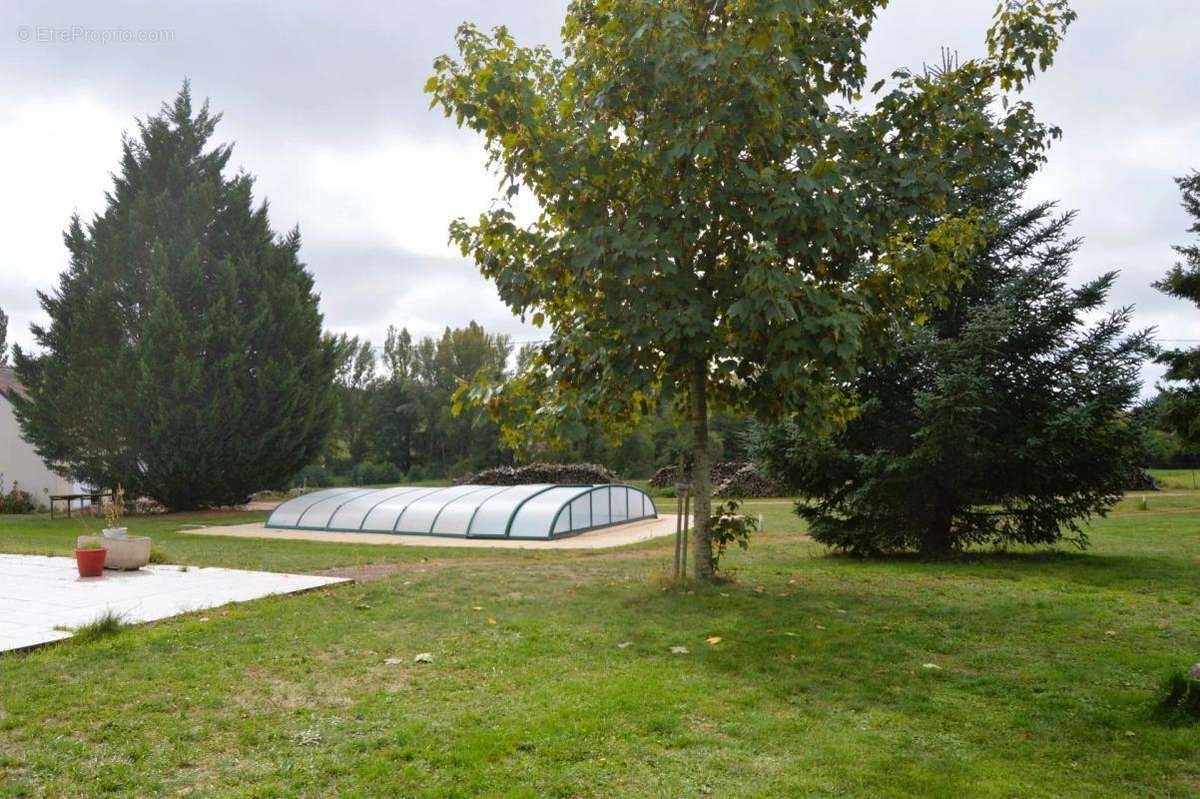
[0,554,347,653]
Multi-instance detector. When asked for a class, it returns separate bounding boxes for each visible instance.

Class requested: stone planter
[77,535,151,571]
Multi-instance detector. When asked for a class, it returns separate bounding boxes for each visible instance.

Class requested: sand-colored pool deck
[184,513,683,549]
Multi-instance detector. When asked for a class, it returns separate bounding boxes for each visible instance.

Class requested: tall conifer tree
[751,164,1153,556]
[11,84,337,509]
[1154,172,1200,448]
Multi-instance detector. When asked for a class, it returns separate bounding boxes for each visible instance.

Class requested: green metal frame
[545,484,657,540]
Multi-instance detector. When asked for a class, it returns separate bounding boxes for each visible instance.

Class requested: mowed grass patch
[0,495,1197,796]
[1149,469,1200,491]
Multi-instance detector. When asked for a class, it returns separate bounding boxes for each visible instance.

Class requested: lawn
[0,493,1197,797]
[1150,468,1200,491]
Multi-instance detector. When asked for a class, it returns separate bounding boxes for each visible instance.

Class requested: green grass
[68,609,129,643]
[0,510,563,573]
[1149,468,1200,491]
[0,495,1198,797]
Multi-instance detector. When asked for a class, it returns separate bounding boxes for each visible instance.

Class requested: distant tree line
[314,322,752,485]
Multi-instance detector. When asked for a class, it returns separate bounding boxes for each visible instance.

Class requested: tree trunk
[689,360,715,579]
[919,509,955,559]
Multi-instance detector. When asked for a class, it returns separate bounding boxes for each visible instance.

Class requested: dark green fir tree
[10,84,337,509]
[751,166,1153,556]
[1154,172,1200,448]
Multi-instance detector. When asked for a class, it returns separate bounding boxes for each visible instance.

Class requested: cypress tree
[10,84,337,509]
[1154,172,1200,448]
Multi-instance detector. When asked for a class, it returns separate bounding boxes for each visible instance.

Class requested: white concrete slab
[0,554,348,654]
[184,513,683,550]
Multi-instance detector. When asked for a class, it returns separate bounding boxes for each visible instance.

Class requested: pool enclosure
[266,484,658,540]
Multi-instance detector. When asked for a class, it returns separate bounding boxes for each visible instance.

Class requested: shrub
[329,457,355,477]
[293,464,333,488]
[0,477,37,514]
[1125,468,1161,492]
[351,461,402,486]
[709,500,758,571]
[455,462,616,486]
[128,497,166,515]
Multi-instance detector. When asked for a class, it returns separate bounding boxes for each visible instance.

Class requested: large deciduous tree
[750,166,1153,556]
[332,334,379,464]
[10,85,337,509]
[1154,172,1200,449]
[429,0,1074,578]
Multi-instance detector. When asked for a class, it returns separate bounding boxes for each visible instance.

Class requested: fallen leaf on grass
[670,646,690,654]
[815,624,826,630]
[384,658,402,665]
[922,663,941,670]
[472,606,484,611]
[706,636,722,646]
[414,652,434,663]
[487,617,497,625]
[617,641,632,649]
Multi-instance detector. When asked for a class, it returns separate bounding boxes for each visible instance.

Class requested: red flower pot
[75,548,107,577]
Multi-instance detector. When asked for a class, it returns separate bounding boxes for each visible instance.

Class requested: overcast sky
[2,1,1197,394]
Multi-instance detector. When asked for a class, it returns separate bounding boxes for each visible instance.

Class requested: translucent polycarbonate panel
[329,486,425,531]
[466,484,555,537]
[509,487,589,538]
[267,488,357,528]
[591,487,611,526]
[396,485,493,534]
[294,488,377,529]
[432,485,512,535]
[361,486,440,532]
[611,486,629,522]
[568,495,592,531]
[270,483,655,537]
[553,511,571,535]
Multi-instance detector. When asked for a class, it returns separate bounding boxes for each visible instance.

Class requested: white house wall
[0,395,73,508]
